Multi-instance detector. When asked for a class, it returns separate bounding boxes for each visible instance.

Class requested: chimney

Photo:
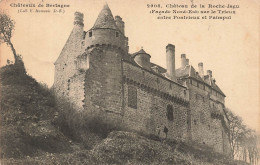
[115,16,125,35]
[186,59,189,65]
[198,62,204,77]
[166,44,176,81]
[181,54,186,68]
[74,12,84,27]
[207,70,212,79]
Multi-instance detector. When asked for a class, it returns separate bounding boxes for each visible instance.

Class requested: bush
[53,97,124,148]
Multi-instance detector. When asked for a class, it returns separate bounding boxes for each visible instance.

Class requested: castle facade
[54,4,231,154]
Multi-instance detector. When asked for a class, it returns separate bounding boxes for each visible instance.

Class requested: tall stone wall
[122,61,189,141]
[82,46,125,121]
[54,25,84,98]
[68,73,85,111]
[187,78,230,154]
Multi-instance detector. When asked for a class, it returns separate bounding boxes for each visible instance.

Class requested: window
[128,86,137,109]
[166,105,173,121]
[116,31,119,37]
[89,31,92,37]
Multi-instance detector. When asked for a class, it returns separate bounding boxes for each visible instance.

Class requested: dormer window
[115,31,119,37]
[89,31,92,37]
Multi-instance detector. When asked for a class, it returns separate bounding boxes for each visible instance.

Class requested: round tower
[133,48,151,70]
[85,4,128,52]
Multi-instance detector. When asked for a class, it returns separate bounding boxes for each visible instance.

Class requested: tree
[226,108,259,164]
[0,12,19,63]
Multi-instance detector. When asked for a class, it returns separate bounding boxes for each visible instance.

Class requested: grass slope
[0,64,71,159]
[0,63,249,165]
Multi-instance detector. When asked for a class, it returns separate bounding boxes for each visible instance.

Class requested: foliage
[0,12,19,63]
[226,108,259,164]
[0,64,71,158]
[53,97,124,149]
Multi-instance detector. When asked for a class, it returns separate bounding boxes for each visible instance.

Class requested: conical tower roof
[92,4,119,30]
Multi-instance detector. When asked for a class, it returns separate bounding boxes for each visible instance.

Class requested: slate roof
[176,65,225,96]
[131,49,151,58]
[91,4,119,30]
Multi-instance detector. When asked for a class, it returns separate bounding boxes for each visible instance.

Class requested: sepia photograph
[0,0,259,164]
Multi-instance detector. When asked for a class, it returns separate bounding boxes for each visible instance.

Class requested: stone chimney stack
[181,54,187,68]
[74,12,84,27]
[198,62,204,77]
[207,70,212,78]
[115,16,125,35]
[186,59,189,65]
[166,44,176,81]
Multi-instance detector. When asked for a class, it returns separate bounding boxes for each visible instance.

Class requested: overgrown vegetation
[0,63,72,159]
[226,108,259,164]
[0,63,252,165]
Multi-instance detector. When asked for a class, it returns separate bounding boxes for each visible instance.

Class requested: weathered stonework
[54,4,231,155]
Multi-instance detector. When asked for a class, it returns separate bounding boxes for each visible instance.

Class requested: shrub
[53,97,124,148]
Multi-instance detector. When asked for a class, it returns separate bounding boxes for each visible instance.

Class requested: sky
[0,0,259,131]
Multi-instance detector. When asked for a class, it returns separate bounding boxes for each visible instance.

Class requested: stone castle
[54,4,231,154]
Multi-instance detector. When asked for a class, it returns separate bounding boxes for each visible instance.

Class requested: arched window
[166,105,173,121]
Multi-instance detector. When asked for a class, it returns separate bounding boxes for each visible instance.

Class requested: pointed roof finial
[92,3,119,30]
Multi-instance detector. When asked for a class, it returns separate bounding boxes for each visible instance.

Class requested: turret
[166,44,176,81]
[84,4,128,52]
[133,48,151,70]
[115,16,125,35]
[198,62,204,77]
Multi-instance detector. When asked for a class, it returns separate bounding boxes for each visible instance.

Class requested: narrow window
[89,31,92,37]
[128,86,137,109]
[166,105,174,121]
[116,31,119,37]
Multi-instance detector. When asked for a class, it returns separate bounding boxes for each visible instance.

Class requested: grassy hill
[0,63,249,165]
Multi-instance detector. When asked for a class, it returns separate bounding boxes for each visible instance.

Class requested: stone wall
[53,25,84,98]
[187,78,230,154]
[82,46,125,121]
[122,61,189,141]
[84,29,128,51]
